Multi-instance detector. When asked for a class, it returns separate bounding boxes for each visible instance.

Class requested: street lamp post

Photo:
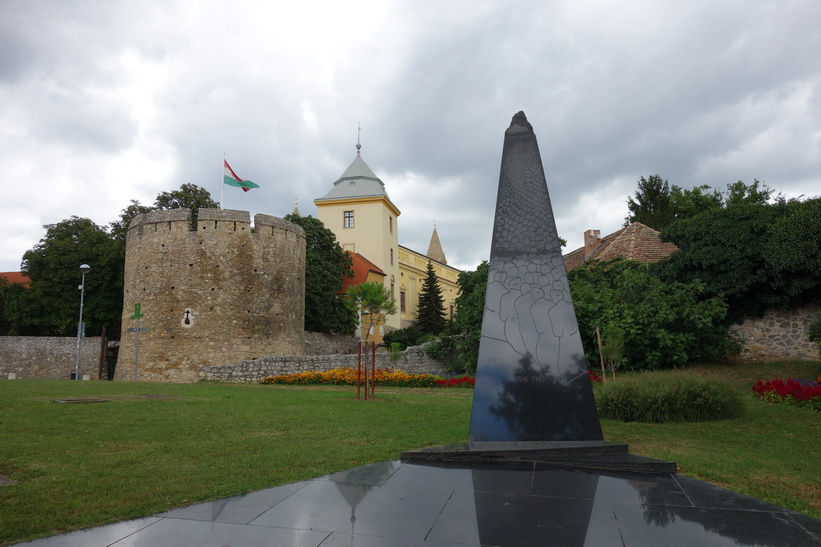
[75,264,91,381]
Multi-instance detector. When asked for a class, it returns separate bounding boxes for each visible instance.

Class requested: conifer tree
[416,262,447,334]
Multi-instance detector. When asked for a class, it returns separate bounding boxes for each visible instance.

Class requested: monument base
[401,441,677,474]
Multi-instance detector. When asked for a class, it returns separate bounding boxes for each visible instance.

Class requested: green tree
[625,175,676,230]
[16,217,123,336]
[724,179,773,208]
[416,262,447,334]
[0,278,12,335]
[761,198,821,301]
[284,214,356,334]
[450,261,489,373]
[423,261,488,374]
[347,282,396,340]
[626,177,773,231]
[569,258,737,371]
[656,198,821,322]
[668,185,723,220]
[108,200,153,243]
[153,183,219,229]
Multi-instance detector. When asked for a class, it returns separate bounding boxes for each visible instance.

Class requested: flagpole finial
[356,122,361,153]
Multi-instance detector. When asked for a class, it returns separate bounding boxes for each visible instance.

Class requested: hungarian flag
[223,160,260,192]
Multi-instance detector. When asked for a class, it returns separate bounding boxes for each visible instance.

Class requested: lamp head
[79,264,91,274]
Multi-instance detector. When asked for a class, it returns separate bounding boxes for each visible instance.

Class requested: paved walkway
[15,459,821,546]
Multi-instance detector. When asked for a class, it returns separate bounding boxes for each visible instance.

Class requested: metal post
[75,264,90,380]
[371,341,376,399]
[356,342,362,399]
[133,318,140,382]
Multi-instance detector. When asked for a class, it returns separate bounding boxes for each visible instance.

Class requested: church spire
[426,221,447,264]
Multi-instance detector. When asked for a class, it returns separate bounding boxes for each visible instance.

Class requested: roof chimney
[584,230,601,259]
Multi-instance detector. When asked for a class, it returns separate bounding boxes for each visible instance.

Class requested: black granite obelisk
[468,111,603,443]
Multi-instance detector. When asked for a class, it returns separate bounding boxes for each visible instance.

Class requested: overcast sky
[1,0,819,274]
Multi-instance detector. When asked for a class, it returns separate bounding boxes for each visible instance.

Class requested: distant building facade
[315,142,460,340]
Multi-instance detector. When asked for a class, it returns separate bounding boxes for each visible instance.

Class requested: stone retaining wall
[201,344,449,383]
[729,304,820,363]
[304,332,358,355]
[0,336,104,380]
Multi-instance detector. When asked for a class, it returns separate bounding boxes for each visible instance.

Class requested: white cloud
[1,0,820,275]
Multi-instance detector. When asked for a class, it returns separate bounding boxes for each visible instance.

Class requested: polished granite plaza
[15,459,821,546]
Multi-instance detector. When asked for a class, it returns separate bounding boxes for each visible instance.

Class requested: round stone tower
[114,208,306,382]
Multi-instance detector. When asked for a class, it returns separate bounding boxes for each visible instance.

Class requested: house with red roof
[563,223,679,272]
[0,272,30,287]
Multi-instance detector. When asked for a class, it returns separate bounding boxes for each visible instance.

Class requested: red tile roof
[339,252,386,294]
[563,223,679,272]
[0,271,30,286]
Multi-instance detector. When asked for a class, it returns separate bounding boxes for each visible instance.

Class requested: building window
[450,305,454,320]
[400,290,406,313]
[389,216,393,234]
[343,211,354,228]
[390,248,394,266]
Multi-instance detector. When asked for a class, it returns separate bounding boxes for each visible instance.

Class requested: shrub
[383,327,424,350]
[569,258,739,371]
[595,372,745,423]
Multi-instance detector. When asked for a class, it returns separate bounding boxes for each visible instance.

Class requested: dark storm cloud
[1,0,819,272]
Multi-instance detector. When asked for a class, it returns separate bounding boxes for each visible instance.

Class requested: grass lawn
[1,360,819,545]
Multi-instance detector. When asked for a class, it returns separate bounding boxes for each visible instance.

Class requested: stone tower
[115,208,306,383]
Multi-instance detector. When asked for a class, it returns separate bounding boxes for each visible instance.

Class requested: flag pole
[220,153,225,209]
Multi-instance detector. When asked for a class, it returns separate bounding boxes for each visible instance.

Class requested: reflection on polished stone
[15,460,821,546]
[469,112,602,442]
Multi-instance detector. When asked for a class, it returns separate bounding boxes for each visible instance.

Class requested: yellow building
[314,141,460,338]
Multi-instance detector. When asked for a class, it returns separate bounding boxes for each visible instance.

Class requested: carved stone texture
[469,112,603,442]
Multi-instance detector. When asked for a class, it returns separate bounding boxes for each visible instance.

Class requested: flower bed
[435,376,475,388]
[260,367,474,389]
[752,377,821,411]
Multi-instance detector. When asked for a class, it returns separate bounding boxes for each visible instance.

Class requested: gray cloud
[1,0,819,274]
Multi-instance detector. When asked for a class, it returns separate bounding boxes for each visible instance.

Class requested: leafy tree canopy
[16,217,123,336]
[416,262,448,335]
[569,258,737,371]
[5,184,220,337]
[626,175,774,231]
[284,214,356,334]
[153,183,220,211]
[655,197,821,321]
[424,261,488,374]
[347,282,396,340]
[108,200,153,243]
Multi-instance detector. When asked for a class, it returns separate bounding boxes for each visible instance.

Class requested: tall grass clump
[596,371,745,423]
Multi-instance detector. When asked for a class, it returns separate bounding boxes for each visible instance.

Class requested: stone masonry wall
[729,304,820,363]
[0,336,103,379]
[200,344,449,383]
[304,332,358,355]
[115,209,306,383]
